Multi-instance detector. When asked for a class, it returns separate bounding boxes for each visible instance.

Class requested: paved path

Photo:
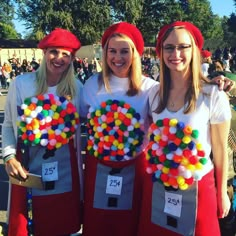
[0,91,9,235]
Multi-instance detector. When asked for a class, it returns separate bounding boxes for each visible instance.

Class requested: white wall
[0,48,43,65]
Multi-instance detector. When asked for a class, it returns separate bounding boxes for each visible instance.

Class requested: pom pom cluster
[87,99,145,161]
[146,118,207,190]
[17,94,79,150]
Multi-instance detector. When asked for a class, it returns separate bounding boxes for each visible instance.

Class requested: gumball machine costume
[5,28,83,236]
[137,21,232,236]
[81,22,158,236]
[8,93,81,236]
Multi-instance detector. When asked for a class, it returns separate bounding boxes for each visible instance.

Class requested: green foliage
[137,0,185,45]
[137,0,224,47]
[15,0,111,44]
[0,22,20,39]
[73,0,111,45]
[223,15,236,48]
[227,13,236,33]
[0,0,15,24]
[110,0,143,23]
[4,0,235,50]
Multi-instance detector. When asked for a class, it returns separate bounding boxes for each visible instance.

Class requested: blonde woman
[80,22,158,236]
[138,21,231,236]
[2,28,83,235]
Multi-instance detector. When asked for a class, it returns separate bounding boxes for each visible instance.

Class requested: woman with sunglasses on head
[2,28,83,236]
[138,21,231,236]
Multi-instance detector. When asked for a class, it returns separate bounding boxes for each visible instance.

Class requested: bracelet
[3,154,16,164]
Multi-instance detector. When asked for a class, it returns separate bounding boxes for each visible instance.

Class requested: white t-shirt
[80,73,158,150]
[149,84,232,175]
[201,63,210,77]
[2,72,84,194]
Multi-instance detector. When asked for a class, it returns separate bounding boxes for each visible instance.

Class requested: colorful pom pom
[86,99,144,161]
[145,119,207,190]
[17,93,79,152]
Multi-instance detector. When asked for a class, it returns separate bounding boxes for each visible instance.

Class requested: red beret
[201,50,212,58]
[101,22,144,55]
[38,28,81,54]
[156,21,204,57]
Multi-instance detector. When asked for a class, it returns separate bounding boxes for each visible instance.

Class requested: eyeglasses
[163,44,192,53]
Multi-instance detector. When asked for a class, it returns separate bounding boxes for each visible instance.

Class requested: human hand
[211,75,235,92]
[5,158,28,180]
[217,192,231,218]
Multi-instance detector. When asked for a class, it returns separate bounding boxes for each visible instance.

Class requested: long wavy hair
[35,56,76,99]
[155,26,210,114]
[98,33,142,96]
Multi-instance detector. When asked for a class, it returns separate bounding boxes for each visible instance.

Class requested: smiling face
[106,36,133,78]
[162,28,193,75]
[44,48,73,79]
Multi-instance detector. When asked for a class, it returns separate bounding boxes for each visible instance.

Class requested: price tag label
[164,192,182,217]
[106,175,123,195]
[42,162,58,182]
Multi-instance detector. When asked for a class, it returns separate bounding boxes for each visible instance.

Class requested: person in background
[223,48,232,72]
[2,28,83,236]
[26,61,34,72]
[201,49,212,77]
[1,62,11,89]
[80,22,158,236]
[0,66,3,95]
[30,58,40,71]
[73,56,83,73]
[8,57,18,71]
[138,21,231,236]
[15,62,24,76]
[21,59,28,72]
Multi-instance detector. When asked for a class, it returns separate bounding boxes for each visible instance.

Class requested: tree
[136,0,223,47]
[0,0,14,24]
[73,0,111,44]
[0,23,20,39]
[110,0,143,23]
[12,0,233,49]
[0,0,19,39]
[223,15,236,49]
[136,0,185,45]
[15,0,111,44]
[179,0,217,39]
[227,13,236,34]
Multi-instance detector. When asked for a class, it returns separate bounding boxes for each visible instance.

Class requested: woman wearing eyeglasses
[138,21,231,236]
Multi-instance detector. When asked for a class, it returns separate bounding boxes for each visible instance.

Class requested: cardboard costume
[7,92,82,236]
[82,98,146,236]
[8,140,81,236]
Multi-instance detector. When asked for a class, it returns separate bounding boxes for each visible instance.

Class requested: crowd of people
[1,21,236,236]
[0,58,40,90]
[0,55,102,92]
[201,47,236,81]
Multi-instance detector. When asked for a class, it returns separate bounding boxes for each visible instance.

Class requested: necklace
[169,99,175,107]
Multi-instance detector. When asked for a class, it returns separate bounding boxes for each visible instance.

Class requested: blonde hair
[35,56,76,99]
[156,26,210,114]
[99,33,142,96]
[215,61,224,71]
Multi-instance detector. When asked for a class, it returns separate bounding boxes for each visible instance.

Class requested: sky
[209,0,235,17]
[14,0,236,37]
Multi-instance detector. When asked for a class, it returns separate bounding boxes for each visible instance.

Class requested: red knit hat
[38,28,81,54]
[156,21,204,57]
[201,50,212,58]
[101,22,144,55]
